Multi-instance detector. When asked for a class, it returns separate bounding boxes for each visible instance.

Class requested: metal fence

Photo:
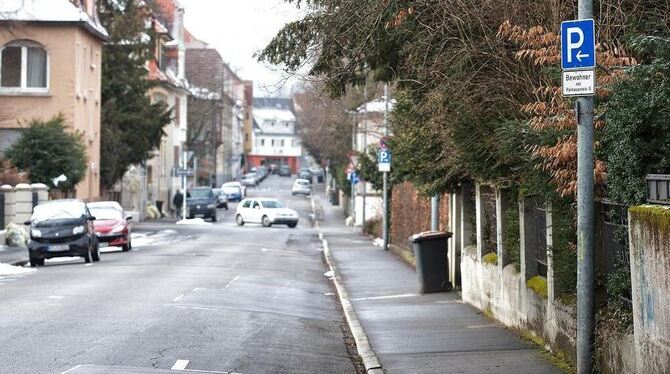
[599,200,631,308]
[532,203,548,278]
[647,174,670,205]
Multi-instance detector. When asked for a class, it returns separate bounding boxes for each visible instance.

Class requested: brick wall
[391,182,450,248]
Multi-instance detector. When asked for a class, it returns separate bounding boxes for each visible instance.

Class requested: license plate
[99,242,110,248]
[49,244,69,252]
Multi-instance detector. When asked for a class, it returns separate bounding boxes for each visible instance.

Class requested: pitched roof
[0,0,109,40]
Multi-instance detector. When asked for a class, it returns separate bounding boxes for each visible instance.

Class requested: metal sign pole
[362,82,367,233]
[383,84,390,250]
[576,0,595,372]
[182,150,188,220]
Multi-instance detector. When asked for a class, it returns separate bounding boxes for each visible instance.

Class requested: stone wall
[628,205,670,374]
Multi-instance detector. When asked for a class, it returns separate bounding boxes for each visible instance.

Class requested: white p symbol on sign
[566,27,584,63]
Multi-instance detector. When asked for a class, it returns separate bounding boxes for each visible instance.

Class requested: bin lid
[410,231,452,243]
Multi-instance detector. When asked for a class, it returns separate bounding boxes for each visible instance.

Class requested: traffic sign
[348,171,360,185]
[174,168,194,177]
[562,70,595,96]
[379,136,389,150]
[378,149,391,172]
[561,19,596,70]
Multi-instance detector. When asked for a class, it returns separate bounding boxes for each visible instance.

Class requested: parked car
[186,187,218,222]
[269,164,279,174]
[298,170,312,182]
[292,179,312,196]
[279,165,291,177]
[221,182,243,201]
[212,188,229,209]
[235,198,299,228]
[241,173,258,187]
[256,166,269,181]
[25,199,100,266]
[88,202,133,252]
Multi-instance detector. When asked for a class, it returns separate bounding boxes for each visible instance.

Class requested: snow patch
[176,218,211,225]
[0,263,35,276]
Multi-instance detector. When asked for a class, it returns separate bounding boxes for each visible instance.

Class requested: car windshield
[89,207,123,221]
[296,181,309,186]
[32,201,87,225]
[190,189,212,198]
[261,200,283,209]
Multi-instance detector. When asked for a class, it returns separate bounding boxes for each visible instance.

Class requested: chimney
[174,3,186,80]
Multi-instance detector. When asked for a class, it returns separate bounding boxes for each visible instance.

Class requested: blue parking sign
[561,19,596,70]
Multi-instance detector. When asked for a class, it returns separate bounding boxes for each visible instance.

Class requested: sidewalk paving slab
[315,193,562,374]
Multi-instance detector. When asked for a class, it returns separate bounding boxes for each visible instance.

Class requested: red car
[88,202,133,252]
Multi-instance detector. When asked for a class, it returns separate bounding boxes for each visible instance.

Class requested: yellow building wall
[0,24,103,201]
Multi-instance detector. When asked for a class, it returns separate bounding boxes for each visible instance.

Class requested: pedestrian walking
[173,190,184,218]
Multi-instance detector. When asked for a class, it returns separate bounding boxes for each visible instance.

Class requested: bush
[5,115,87,192]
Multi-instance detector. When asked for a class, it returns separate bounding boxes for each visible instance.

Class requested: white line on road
[170,360,188,371]
[60,365,83,374]
[48,296,64,299]
[84,264,92,267]
[350,293,419,301]
[173,294,184,302]
[224,275,240,289]
[171,359,189,370]
[192,287,203,292]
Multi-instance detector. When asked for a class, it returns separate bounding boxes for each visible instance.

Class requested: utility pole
[351,113,356,224]
[382,84,390,250]
[576,0,595,373]
[361,81,367,233]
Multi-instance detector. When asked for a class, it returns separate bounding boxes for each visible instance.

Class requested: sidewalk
[0,245,28,266]
[314,193,561,374]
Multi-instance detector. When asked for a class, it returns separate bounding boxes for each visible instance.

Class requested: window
[281,139,285,147]
[261,139,265,146]
[242,200,252,208]
[1,40,48,92]
[284,122,289,128]
[271,139,275,146]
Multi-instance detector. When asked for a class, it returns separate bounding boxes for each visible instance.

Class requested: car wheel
[262,215,272,227]
[91,242,100,262]
[224,204,229,210]
[288,222,297,228]
[29,256,44,267]
[122,242,131,252]
[211,212,218,222]
[83,248,92,263]
[236,214,245,226]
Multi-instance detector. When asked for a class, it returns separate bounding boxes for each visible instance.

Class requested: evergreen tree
[5,115,87,192]
[98,0,171,189]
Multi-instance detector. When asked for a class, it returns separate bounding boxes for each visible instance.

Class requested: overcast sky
[180,0,306,97]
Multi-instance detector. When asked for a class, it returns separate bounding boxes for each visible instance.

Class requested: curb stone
[312,197,384,374]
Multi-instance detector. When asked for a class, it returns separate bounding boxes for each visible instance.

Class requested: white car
[235,198,299,228]
[291,179,312,196]
[241,173,258,187]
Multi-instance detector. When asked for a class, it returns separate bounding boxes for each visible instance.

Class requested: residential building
[0,0,109,200]
[117,0,189,217]
[249,98,302,173]
[185,31,246,186]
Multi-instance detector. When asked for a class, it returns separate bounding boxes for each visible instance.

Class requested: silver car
[291,179,312,196]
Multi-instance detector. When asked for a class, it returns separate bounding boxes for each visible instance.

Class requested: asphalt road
[0,176,358,374]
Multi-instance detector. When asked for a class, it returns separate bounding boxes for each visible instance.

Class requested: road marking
[173,294,184,302]
[260,248,268,252]
[192,287,203,292]
[224,275,240,289]
[84,263,92,267]
[350,293,419,301]
[171,359,189,370]
[465,324,496,329]
[48,296,64,299]
[60,365,83,374]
